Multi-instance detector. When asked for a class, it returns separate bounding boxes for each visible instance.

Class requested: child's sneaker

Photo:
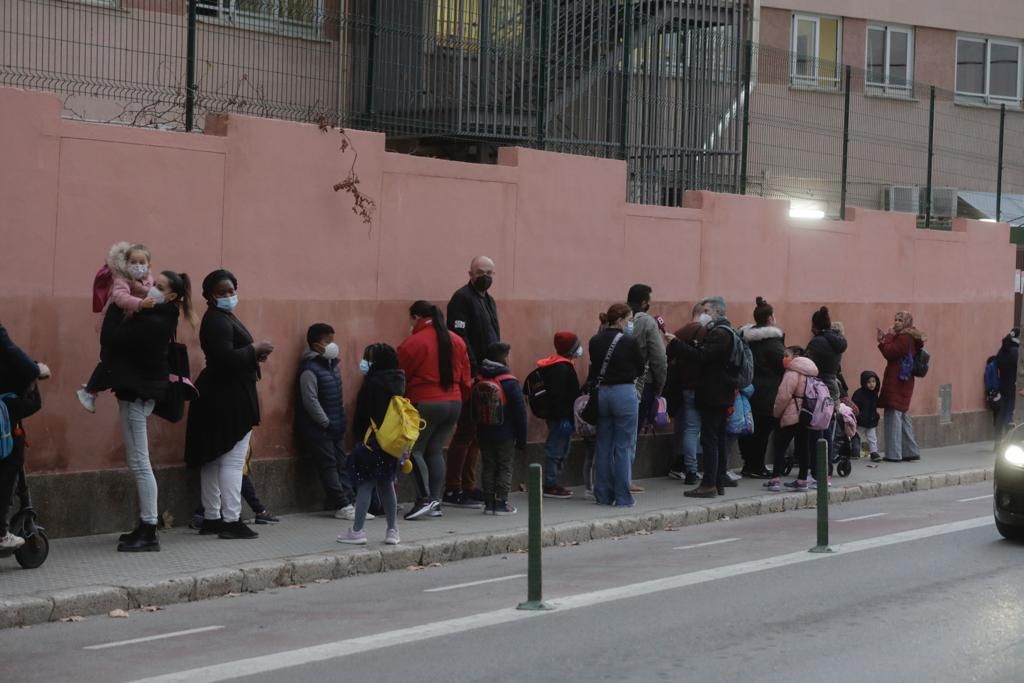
[384,528,400,545]
[784,480,809,492]
[494,499,517,516]
[765,478,782,492]
[336,528,367,545]
[428,500,443,517]
[543,485,573,499]
[254,510,279,524]
[76,387,96,414]
[335,505,374,521]
[870,452,883,462]
[482,498,495,515]
[810,476,832,489]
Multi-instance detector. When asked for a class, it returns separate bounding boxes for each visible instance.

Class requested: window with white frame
[197,0,323,38]
[791,14,841,90]
[866,25,913,95]
[956,35,1022,104]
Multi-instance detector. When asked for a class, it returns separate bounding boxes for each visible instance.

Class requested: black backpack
[523,366,552,419]
[912,348,930,378]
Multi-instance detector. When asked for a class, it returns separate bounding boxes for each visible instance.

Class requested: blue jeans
[594,383,638,507]
[672,390,701,474]
[544,419,572,487]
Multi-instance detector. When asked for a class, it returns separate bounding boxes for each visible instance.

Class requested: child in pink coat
[77,242,158,414]
[766,346,819,492]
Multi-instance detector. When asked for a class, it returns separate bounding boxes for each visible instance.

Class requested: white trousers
[201,431,252,523]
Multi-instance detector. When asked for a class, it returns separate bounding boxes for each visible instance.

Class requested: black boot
[218,520,259,540]
[198,518,224,536]
[118,520,144,544]
[118,523,160,552]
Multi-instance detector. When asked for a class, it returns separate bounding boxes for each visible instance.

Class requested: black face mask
[473,275,493,292]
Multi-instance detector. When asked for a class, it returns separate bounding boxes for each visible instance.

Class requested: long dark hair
[410,300,453,390]
[162,271,196,327]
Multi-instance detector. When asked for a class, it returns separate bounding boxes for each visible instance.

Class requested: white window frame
[865,24,913,96]
[198,0,324,39]
[955,34,1023,105]
[790,13,842,91]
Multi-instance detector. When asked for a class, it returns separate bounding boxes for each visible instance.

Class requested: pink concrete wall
[0,86,1015,475]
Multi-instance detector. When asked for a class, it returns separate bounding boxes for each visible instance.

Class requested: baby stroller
[0,465,50,569]
[780,400,859,478]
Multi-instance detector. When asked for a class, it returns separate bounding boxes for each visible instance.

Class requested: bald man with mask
[443,256,501,509]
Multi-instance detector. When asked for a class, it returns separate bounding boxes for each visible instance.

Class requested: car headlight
[1005,445,1024,467]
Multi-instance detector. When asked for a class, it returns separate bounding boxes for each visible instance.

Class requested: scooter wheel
[15,530,49,569]
[837,460,852,478]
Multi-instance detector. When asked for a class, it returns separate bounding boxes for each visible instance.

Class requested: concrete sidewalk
[0,442,998,629]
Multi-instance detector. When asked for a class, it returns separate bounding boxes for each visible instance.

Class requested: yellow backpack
[365,395,425,461]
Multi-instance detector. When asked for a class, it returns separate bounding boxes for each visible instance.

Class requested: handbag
[153,340,198,423]
[578,333,624,428]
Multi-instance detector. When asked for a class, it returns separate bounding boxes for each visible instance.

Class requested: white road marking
[127,516,993,683]
[424,574,527,593]
[673,538,740,551]
[957,495,991,503]
[84,626,225,651]
[835,513,888,523]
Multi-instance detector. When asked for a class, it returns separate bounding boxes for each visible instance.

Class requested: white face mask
[147,286,166,305]
[698,313,713,326]
[322,342,339,360]
[127,263,149,280]
[574,346,584,358]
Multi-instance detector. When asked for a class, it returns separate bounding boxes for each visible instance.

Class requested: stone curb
[0,467,992,629]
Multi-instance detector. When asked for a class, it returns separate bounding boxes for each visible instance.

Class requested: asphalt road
[1,482,1020,683]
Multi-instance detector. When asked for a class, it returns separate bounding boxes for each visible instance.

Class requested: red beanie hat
[554,332,580,356]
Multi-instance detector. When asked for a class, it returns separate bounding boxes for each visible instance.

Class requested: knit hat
[554,332,580,356]
[811,306,831,332]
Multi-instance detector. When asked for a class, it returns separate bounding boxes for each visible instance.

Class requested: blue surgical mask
[215,295,238,311]
[359,359,371,375]
[625,320,635,334]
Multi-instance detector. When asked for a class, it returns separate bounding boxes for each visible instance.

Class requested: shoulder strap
[595,333,624,387]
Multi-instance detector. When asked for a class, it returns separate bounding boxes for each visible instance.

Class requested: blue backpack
[0,394,16,460]
[984,357,1000,392]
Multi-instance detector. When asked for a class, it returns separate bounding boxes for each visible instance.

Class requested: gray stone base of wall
[24,410,994,538]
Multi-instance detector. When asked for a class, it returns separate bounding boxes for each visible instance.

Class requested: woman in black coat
[185,270,274,540]
[738,298,785,478]
[103,270,195,552]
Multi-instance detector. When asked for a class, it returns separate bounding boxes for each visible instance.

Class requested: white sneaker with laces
[76,387,96,414]
[335,505,374,521]
[336,528,367,545]
[385,529,400,545]
[0,532,25,550]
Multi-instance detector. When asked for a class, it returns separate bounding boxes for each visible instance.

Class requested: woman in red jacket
[877,311,926,463]
[398,301,472,520]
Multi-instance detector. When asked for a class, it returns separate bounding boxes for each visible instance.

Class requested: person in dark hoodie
[852,371,881,461]
[337,343,406,546]
[475,342,528,515]
[995,328,1020,445]
[535,332,582,499]
[665,304,711,484]
[738,297,786,479]
[805,306,847,479]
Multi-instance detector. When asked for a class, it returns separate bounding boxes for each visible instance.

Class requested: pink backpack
[798,377,834,431]
[92,264,113,313]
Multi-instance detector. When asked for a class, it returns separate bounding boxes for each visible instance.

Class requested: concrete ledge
[2,466,993,630]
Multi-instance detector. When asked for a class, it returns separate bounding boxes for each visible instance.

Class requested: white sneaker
[76,387,96,414]
[384,528,400,545]
[336,528,367,545]
[726,470,742,481]
[335,505,374,521]
[0,532,25,550]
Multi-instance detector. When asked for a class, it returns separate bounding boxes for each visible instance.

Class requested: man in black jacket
[676,297,736,499]
[444,256,501,508]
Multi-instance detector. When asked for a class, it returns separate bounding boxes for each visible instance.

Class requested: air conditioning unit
[924,187,958,218]
[884,186,920,214]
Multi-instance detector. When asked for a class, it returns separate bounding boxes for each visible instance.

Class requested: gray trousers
[884,409,921,461]
[411,400,462,502]
[118,399,159,525]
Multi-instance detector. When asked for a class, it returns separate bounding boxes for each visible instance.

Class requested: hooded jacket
[773,356,819,427]
[674,318,736,410]
[476,360,528,448]
[852,371,881,428]
[878,328,926,412]
[447,283,500,376]
[398,318,472,404]
[535,355,580,421]
[105,242,155,316]
[295,349,345,441]
[805,330,847,394]
[740,324,786,417]
[996,334,1019,395]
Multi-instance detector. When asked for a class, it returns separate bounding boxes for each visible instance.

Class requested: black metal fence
[3,0,1023,225]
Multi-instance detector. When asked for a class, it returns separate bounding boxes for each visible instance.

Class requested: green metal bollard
[809,438,834,554]
[517,463,552,611]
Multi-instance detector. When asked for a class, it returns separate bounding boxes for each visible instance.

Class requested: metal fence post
[185,0,197,132]
[809,439,833,553]
[619,0,633,161]
[535,0,550,149]
[740,39,752,195]
[840,65,851,220]
[924,85,936,229]
[998,103,1007,223]
[517,463,551,611]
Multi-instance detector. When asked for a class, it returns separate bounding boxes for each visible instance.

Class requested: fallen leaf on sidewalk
[314,579,330,584]
[513,548,527,554]
[289,585,306,590]
[664,527,677,531]
[610,536,624,541]
[108,609,129,619]
[59,616,84,623]
[141,606,163,613]
[720,516,731,521]
[429,562,443,568]
[407,565,426,571]
[635,530,652,536]
[226,592,242,598]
